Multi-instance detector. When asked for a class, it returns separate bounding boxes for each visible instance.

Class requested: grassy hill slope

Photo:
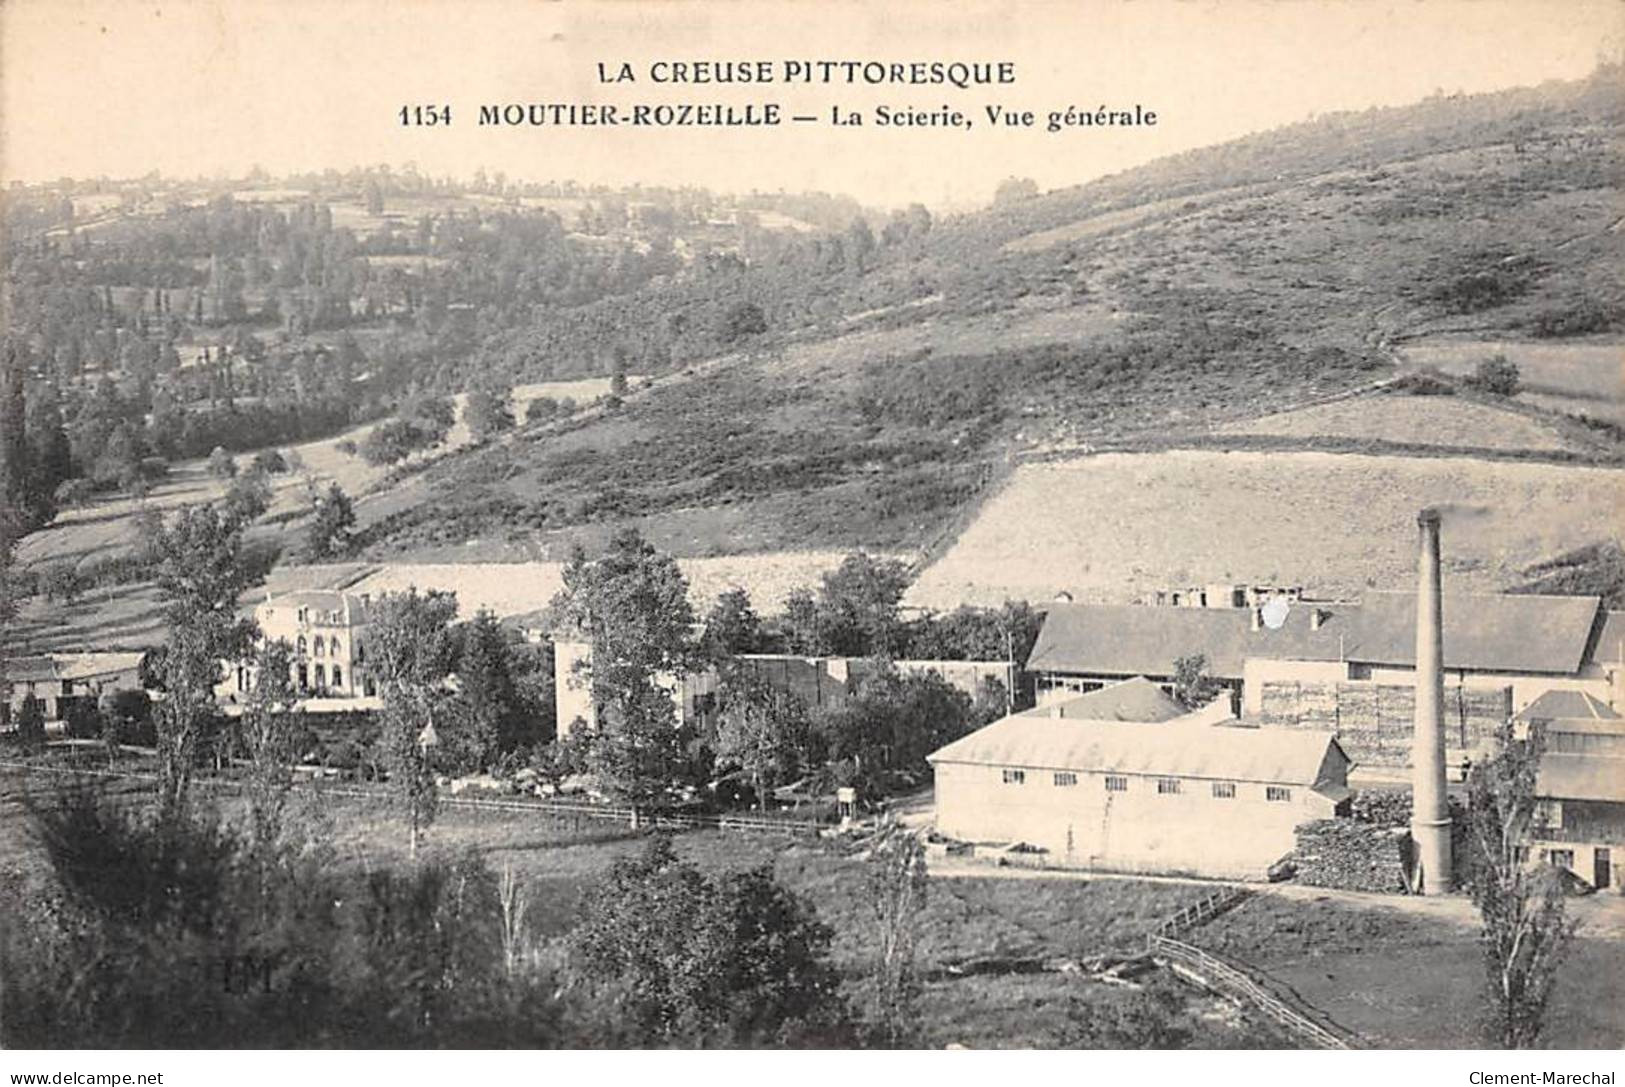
[354,68,1622,567]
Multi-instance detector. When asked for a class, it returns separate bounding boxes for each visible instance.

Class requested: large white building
[929,679,1352,880]
[220,590,378,706]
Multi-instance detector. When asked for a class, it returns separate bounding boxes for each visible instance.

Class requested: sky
[1,0,1618,209]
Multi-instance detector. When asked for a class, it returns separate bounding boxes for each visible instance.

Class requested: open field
[343,551,903,620]
[1192,892,1625,1049]
[1396,338,1625,424]
[0,775,1272,1049]
[1219,392,1583,454]
[906,449,1625,609]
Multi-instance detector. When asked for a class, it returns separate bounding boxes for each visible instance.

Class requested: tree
[816,552,911,657]
[719,301,767,344]
[222,469,272,526]
[446,610,537,772]
[867,823,927,1047]
[148,504,264,822]
[14,695,46,754]
[465,382,515,444]
[712,665,810,811]
[781,588,824,656]
[368,588,459,856]
[814,666,975,797]
[994,176,1039,205]
[306,483,356,559]
[251,450,289,475]
[207,446,237,481]
[1171,654,1220,710]
[550,529,700,808]
[1464,721,1576,1048]
[565,836,848,1045]
[525,396,561,424]
[702,587,764,659]
[236,639,304,862]
[1472,354,1522,396]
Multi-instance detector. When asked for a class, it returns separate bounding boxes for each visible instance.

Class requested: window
[1053,772,1077,787]
[1266,786,1292,802]
[355,641,365,664]
[297,607,308,623]
[331,665,343,689]
[329,637,342,657]
[1535,799,1564,829]
[1157,778,1182,795]
[296,635,307,655]
[313,636,325,657]
[1002,769,1026,785]
[313,664,326,689]
[1547,849,1574,871]
[363,676,377,697]
[1104,775,1128,792]
[1212,782,1237,799]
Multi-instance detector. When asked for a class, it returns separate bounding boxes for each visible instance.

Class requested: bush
[1386,371,1456,396]
[64,699,105,740]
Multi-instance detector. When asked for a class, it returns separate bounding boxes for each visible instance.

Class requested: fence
[1145,933,1360,1050]
[1150,885,1252,938]
[0,759,826,837]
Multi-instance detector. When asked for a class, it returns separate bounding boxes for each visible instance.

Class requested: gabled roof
[929,711,1342,787]
[6,656,59,683]
[53,652,145,682]
[1024,677,1186,723]
[1345,592,1599,675]
[1516,689,1621,724]
[1025,602,1349,679]
[1538,754,1625,803]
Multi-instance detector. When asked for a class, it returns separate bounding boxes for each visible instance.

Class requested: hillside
[354,67,1623,568]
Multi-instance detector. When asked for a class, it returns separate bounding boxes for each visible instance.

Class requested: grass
[905,449,1625,609]
[1396,338,1625,424]
[1190,893,1625,1049]
[1221,392,1582,454]
[0,772,1274,1049]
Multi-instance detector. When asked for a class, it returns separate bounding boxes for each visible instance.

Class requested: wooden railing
[1146,933,1360,1050]
[1151,884,1252,938]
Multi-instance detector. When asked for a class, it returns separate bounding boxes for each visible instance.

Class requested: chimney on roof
[1412,508,1454,895]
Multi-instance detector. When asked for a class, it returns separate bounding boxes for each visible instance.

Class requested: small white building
[929,687,1352,880]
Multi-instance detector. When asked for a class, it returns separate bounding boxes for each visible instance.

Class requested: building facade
[929,687,1352,880]
[220,590,377,705]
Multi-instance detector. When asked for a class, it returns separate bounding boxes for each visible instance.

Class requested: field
[1219,392,1584,454]
[0,774,1276,1049]
[343,551,902,620]
[905,449,1625,609]
[1191,892,1625,1049]
[1396,338,1625,424]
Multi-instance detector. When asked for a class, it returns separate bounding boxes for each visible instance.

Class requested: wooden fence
[1145,933,1360,1050]
[0,760,826,837]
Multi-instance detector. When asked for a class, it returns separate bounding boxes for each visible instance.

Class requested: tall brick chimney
[1412,508,1454,894]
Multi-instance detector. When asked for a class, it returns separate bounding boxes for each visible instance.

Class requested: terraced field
[906,449,1625,609]
[1396,338,1624,423]
[1219,392,1582,454]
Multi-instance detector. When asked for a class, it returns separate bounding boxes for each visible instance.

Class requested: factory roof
[1026,602,1349,679]
[1537,754,1625,804]
[1344,592,1600,675]
[257,590,374,626]
[1021,677,1186,723]
[1516,690,1621,725]
[1026,592,1605,680]
[930,712,1345,790]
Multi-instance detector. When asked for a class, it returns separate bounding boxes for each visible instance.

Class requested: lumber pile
[1293,818,1410,894]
